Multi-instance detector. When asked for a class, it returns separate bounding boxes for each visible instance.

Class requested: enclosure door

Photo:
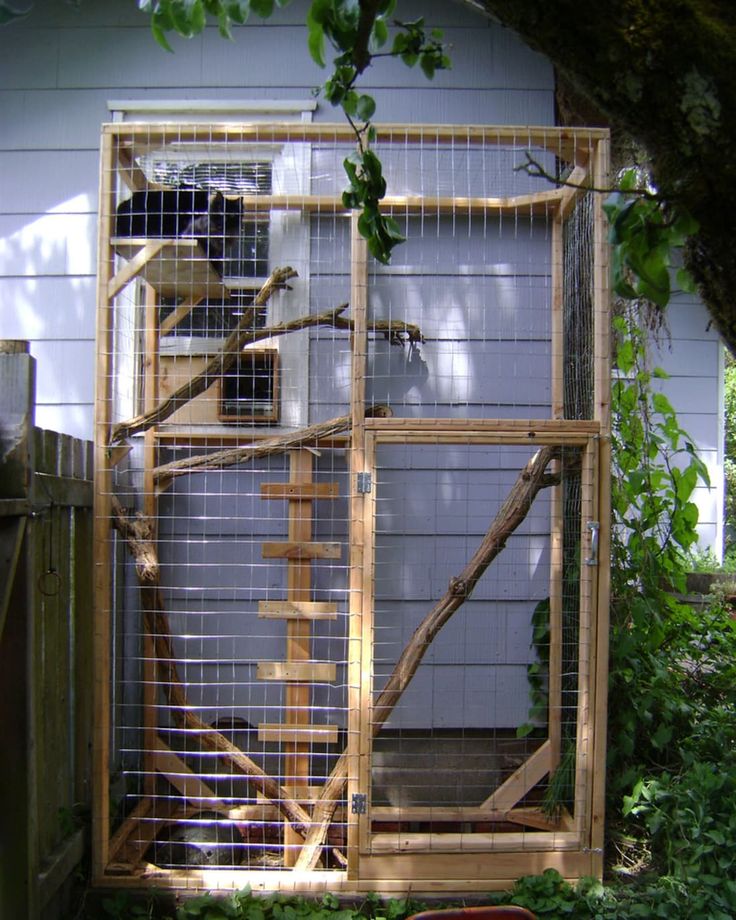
[357,429,601,861]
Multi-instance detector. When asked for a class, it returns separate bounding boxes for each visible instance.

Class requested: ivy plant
[602,169,698,306]
[138,0,450,263]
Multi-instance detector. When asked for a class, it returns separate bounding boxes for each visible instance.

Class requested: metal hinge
[585,521,600,566]
[356,472,372,494]
[351,793,367,814]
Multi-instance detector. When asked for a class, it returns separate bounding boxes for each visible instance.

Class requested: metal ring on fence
[38,569,62,597]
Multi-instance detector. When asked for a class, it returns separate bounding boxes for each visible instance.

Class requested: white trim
[108,99,316,123]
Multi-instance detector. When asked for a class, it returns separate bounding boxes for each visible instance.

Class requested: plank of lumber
[262,540,342,560]
[262,541,341,560]
[258,600,338,620]
[159,294,205,336]
[257,661,337,682]
[151,736,222,806]
[107,240,168,299]
[260,482,339,500]
[480,739,553,812]
[257,723,339,744]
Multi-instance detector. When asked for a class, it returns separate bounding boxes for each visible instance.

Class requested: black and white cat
[115,188,243,276]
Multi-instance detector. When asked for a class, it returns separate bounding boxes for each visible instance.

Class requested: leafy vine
[139,0,450,263]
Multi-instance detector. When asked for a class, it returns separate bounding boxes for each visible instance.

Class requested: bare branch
[110,266,298,442]
[294,445,561,869]
[110,500,314,838]
[154,404,392,489]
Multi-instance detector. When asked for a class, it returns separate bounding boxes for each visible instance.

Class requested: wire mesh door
[360,429,600,857]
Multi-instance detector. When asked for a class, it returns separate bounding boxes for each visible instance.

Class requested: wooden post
[548,211,565,770]
[283,449,315,864]
[348,212,368,877]
[589,134,612,874]
[0,340,38,920]
[92,127,116,879]
[259,451,341,865]
[142,285,160,801]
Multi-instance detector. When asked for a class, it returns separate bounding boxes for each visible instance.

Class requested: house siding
[0,2,721,529]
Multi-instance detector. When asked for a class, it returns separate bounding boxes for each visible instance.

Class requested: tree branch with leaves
[139,0,450,262]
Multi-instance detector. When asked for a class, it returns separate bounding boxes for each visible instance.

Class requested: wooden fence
[0,341,94,920]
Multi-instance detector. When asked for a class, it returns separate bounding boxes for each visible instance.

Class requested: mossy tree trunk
[480,0,736,351]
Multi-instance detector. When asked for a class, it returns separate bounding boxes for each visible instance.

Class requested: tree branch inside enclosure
[287,443,561,868]
[110,498,314,841]
[112,443,562,871]
[153,404,393,489]
[110,266,422,444]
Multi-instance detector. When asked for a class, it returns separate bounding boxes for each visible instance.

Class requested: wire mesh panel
[94,123,609,889]
[363,434,595,853]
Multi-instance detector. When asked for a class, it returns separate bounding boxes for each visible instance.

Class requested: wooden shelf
[257,661,337,682]
[257,723,340,744]
[262,541,341,560]
[258,600,338,620]
[111,237,226,299]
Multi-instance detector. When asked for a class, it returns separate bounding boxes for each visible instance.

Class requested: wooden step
[257,661,337,682]
[260,482,339,500]
[257,723,339,744]
[258,600,338,620]
[262,541,341,560]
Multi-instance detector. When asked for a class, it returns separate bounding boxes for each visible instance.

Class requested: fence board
[0,342,94,920]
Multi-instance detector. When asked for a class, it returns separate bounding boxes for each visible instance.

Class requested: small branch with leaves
[140,0,451,264]
[516,151,699,309]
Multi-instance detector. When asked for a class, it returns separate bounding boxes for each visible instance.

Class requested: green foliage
[603,169,698,306]
[608,308,711,795]
[605,299,736,917]
[0,0,31,25]
[94,889,429,920]
[516,596,549,739]
[138,0,450,263]
[101,891,168,920]
[724,351,736,553]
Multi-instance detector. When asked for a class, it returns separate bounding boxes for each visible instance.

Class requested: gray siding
[0,0,553,439]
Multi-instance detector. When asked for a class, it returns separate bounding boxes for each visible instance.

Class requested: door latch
[585,521,600,566]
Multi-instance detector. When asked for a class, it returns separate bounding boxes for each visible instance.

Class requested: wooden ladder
[257,448,340,865]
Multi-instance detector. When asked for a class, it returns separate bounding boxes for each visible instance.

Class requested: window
[111,114,313,430]
[219,350,279,423]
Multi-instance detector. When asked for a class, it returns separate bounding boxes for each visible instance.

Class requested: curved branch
[110,266,298,442]
[294,444,561,869]
[154,403,393,489]
[111,500,313,838]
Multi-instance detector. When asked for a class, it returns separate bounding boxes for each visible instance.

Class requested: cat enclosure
[93,122,611,893]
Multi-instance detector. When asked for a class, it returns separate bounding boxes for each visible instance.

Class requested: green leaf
[676,266,697,293]
[226,1,251,23]
[355,93,376,121]
[382,214,405,243]
[0,2,30,24]
[307,0,327,67]
[250,0,273,15]
[372,17,388,48]
[651,723,673,749]
[420,54,435,79]
[190,0,207,33]
[341,89,358,116]
[151,18,175,51]
[217,7,233,37]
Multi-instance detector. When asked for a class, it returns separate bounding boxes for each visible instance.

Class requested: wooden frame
[93,123,611,893]
[358,425,601,860]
